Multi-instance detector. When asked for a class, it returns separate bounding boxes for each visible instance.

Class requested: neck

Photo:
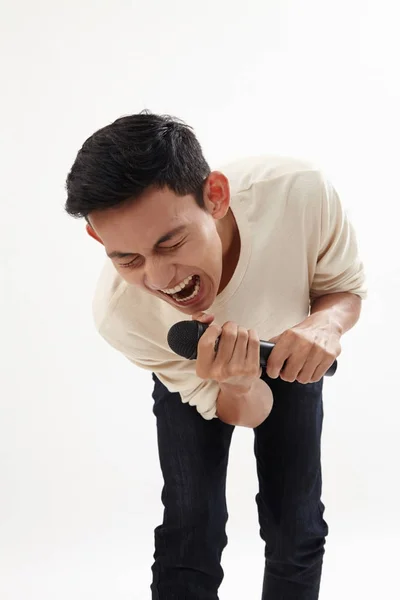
[217,208,241,293]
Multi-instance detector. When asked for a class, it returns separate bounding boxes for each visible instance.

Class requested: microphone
[167,320,338,377]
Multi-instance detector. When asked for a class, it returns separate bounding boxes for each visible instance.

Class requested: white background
[1,0,399,598]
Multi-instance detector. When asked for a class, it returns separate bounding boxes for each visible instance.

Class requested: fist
[192,313,262,390]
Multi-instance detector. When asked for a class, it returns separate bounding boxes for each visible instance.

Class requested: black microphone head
[167,320,206,360]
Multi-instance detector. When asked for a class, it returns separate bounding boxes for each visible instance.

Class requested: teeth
[174,277,200,303]
[162,275,194,295]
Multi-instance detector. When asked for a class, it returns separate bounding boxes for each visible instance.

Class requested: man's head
[65,111,238,315]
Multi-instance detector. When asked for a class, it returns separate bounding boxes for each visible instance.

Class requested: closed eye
[119,240,185,269]
[158,240,184,252]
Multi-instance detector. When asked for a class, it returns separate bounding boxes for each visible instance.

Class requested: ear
[86,223,104,245]
[204,171,230,220]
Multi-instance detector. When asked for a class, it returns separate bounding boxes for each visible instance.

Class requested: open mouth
[162,275,201,305]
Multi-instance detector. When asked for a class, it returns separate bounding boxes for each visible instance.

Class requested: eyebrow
[106,225,187,259]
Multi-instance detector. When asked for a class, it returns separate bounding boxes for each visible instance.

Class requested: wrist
[306,310,344,338]
[310,291,362,336]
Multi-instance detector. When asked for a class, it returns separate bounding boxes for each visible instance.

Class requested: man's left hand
[266,314,342,383]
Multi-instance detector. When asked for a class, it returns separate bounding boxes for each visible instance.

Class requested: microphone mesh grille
[167,320,199,359]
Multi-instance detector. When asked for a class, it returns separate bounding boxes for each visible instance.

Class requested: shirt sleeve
[97,319,220,420]
[309,174,368,301]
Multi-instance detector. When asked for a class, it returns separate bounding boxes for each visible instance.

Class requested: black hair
[65,110,211,219]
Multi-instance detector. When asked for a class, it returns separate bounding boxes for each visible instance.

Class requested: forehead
[90,189,197,248]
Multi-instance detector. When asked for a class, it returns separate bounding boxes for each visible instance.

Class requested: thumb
[191,312,215,324]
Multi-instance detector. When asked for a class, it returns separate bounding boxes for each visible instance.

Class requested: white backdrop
[1,1,399,598]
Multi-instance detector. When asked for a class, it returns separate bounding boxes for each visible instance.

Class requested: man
[65,111,367,599]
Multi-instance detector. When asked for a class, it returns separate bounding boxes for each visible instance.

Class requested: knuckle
[237,327,248,339]
[221,330,236,343]
[248,328,259,341]
[197,326,221,352]
[222,321,237,335]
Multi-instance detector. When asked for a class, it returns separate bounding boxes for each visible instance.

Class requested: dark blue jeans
[150,372,328,599]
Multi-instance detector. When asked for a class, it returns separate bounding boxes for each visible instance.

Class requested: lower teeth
[173,277,200,302]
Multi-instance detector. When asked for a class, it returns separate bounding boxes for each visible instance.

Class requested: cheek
[115,266,139,285]
[197,229,222,259]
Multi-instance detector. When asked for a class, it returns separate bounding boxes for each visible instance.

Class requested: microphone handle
[259,341,338,377]
[196,322,337,377]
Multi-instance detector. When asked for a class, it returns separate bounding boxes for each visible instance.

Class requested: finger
[213,321,238,367]
[296,344,331,383]
[310,357,336,382]
[281,349,317,382]
[196,322,222,378]
[230,326,249,365]
[278,355,300,382]
[192,312,215,324]
[295,353,321,383]
[246,328,261,373]
[266,341,291,379]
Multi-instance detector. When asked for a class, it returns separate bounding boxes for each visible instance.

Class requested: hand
[266,314,342,383]
[191,312,262,391]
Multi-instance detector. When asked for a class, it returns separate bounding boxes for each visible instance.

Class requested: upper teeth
[162,275,195,295]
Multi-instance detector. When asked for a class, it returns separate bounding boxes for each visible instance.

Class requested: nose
[144,260,175,292]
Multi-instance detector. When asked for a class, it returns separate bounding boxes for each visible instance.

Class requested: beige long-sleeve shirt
[92,155,367,419]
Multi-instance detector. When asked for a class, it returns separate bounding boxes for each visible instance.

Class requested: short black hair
[65,110,211,219]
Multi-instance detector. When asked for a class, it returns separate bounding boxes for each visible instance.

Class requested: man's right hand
[191,312,273,427]
[193,314,262,390]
